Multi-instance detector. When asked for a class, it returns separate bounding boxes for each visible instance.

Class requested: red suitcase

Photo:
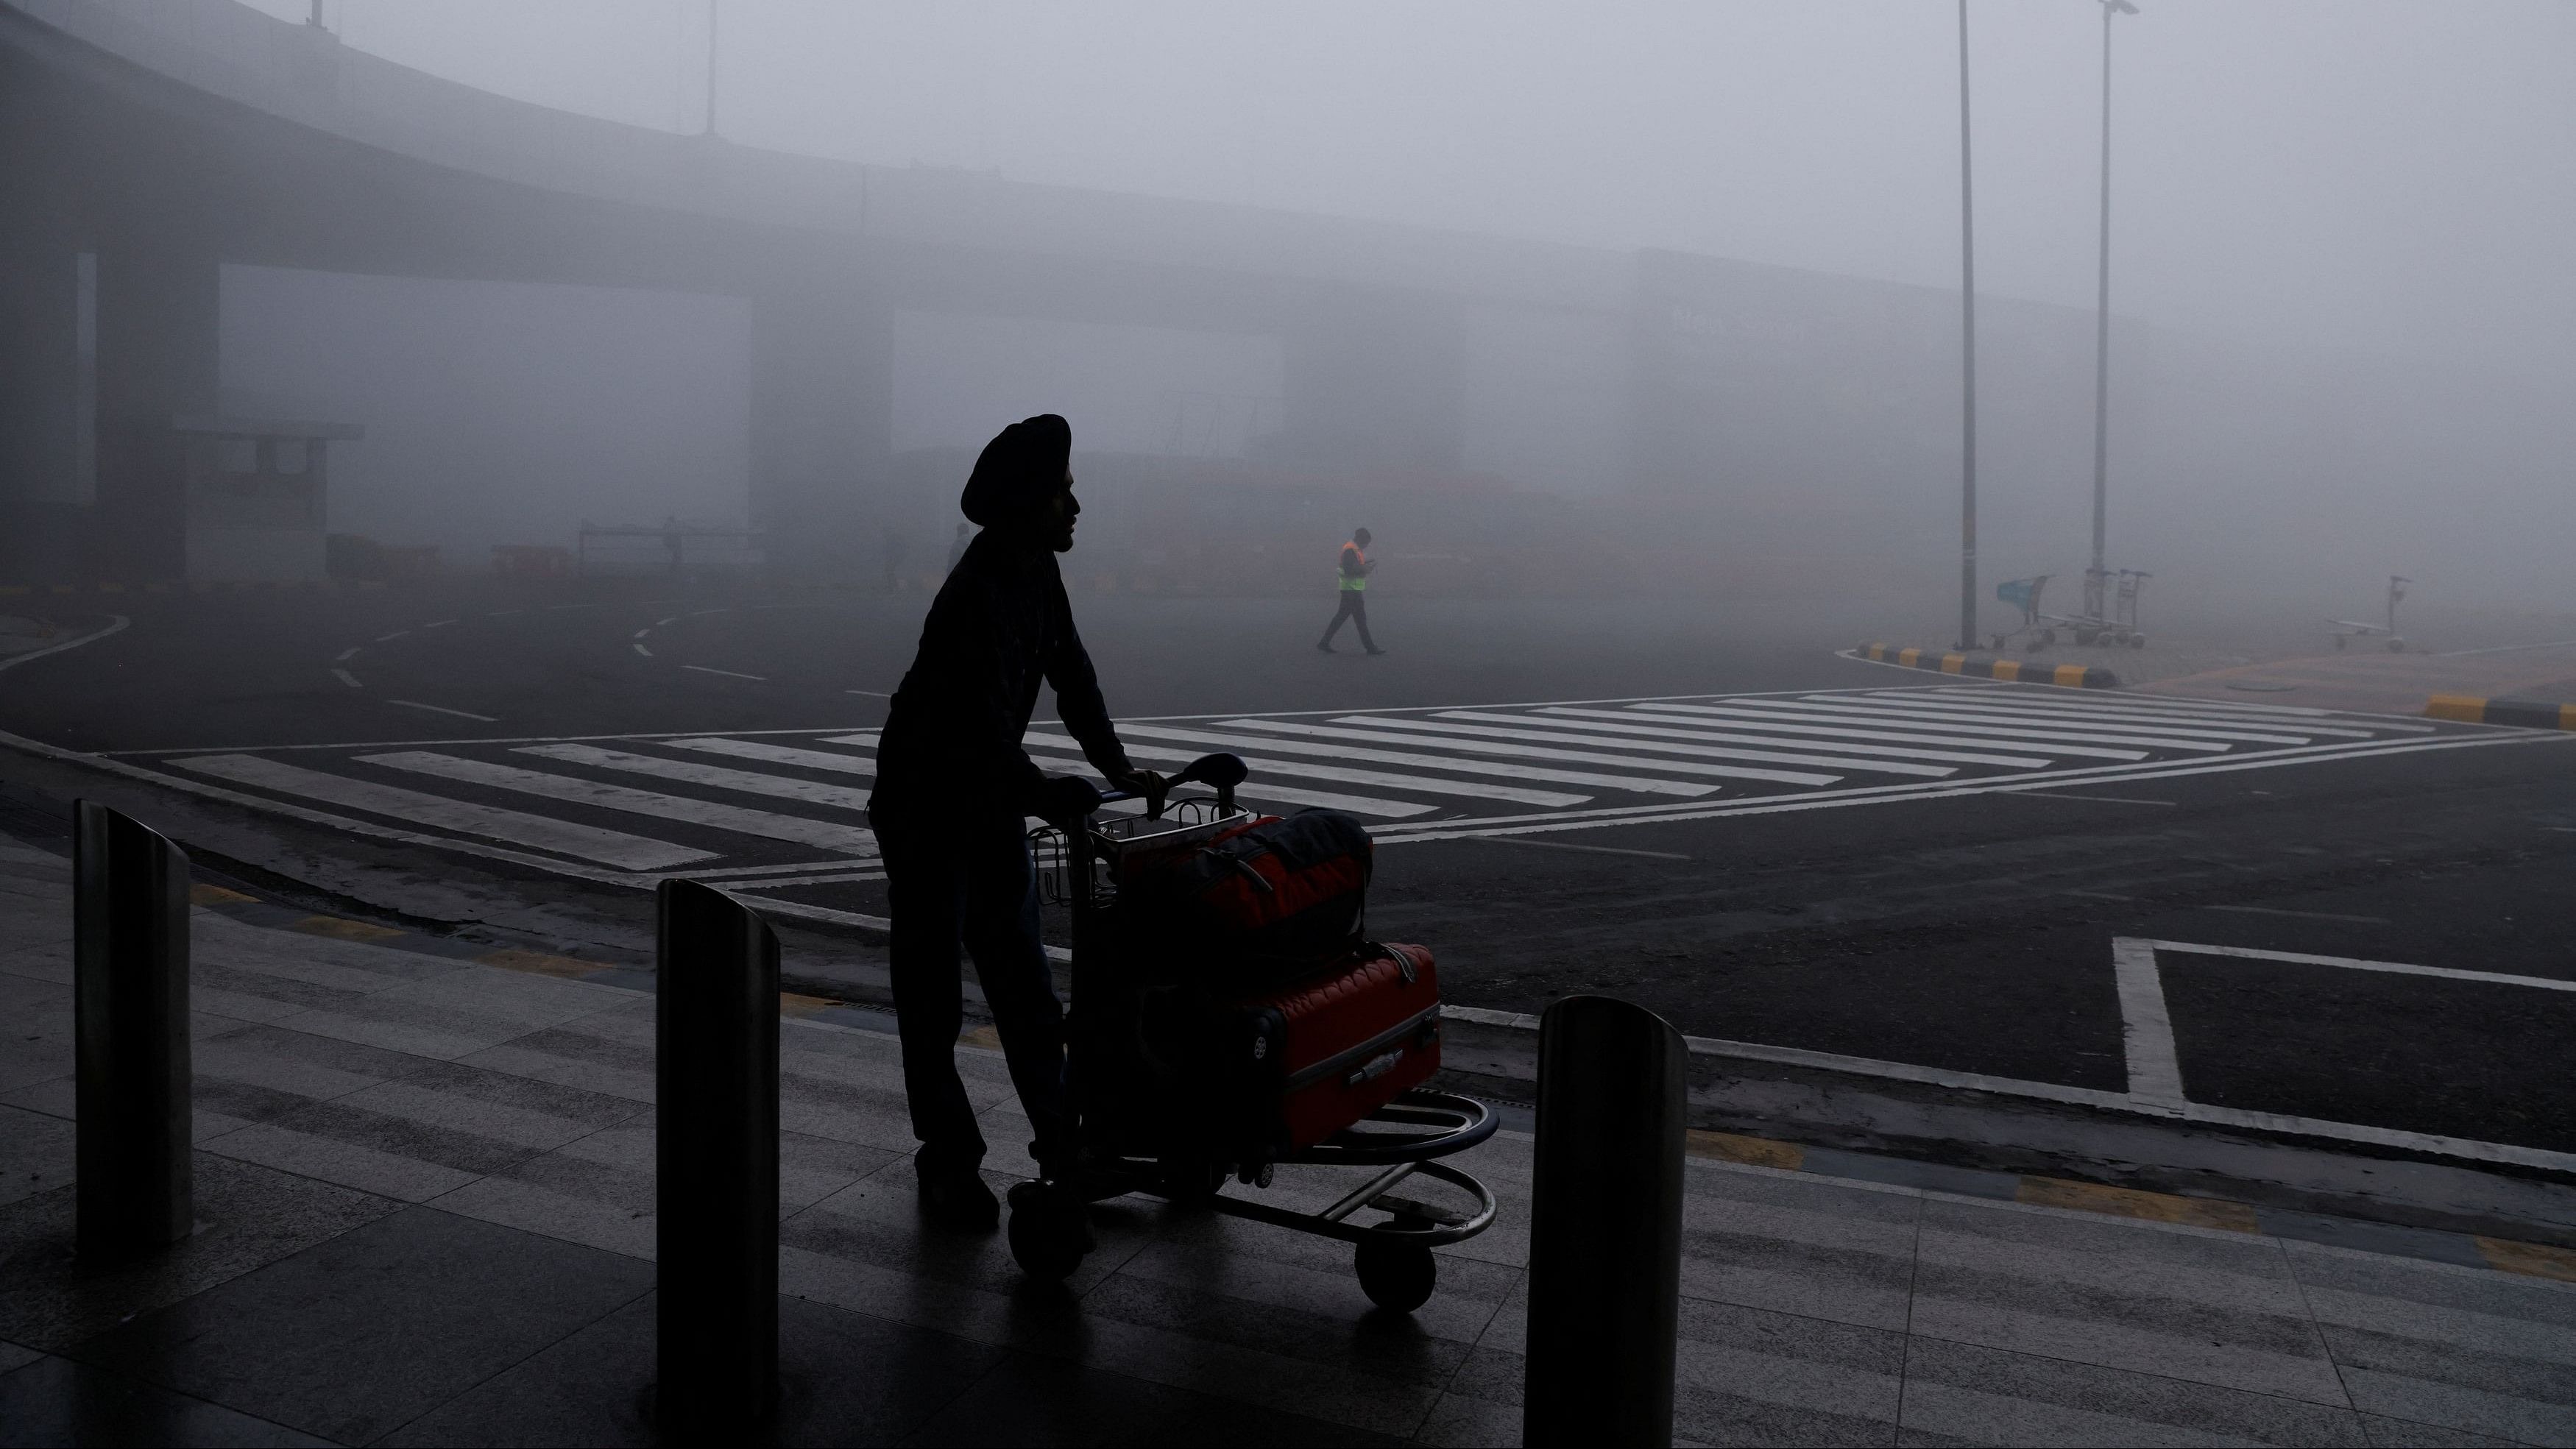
[1214,943,1442,1154]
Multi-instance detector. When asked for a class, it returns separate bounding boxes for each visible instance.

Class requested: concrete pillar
[0,227,86,583]
[748,281,891,575]
[1281,291,1465,475]
[92,244,218,584]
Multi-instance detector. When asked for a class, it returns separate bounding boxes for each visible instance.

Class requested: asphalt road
[7,578,2575,1165]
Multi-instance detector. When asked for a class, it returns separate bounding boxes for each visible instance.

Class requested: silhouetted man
[1316,526,1383,654]
[868,414,1156,1228]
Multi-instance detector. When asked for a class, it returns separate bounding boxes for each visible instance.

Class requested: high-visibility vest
[1337,542,1367,591]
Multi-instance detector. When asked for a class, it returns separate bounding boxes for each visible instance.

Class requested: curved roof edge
[10,0,1637,311]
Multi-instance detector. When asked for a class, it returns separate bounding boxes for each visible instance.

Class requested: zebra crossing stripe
[1111,723,1719,798]
[1525,707,2056,769]
[1228,718,1841,787]
[1819,695,2322,745]
[358,751,877,856]
[662,737,879,776]
[1385,713,1955,779]
[1624,704,2156,761]
[172,753,714,871]
[517,743,877,812]
[1855,690,2381,737]
[1749,698,2245,751]
[1017,735,1436,818]
[1020,731,1586,809]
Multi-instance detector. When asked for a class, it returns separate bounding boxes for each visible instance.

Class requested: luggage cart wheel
[1354,1236,1437,1313]
[1007,1184,1088,1282]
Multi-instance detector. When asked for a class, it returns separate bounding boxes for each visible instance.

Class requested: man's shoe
[1315,641,1334,653]
[918,1168,1000,1230]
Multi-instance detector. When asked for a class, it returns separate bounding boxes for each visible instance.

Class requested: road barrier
[655,879,781,1429]
[2425,695,2576,730]
[1854,642,2120,689]
[1524,996,1685,1448]
[72,801,194,1258]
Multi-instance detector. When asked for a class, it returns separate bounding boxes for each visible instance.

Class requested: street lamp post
[2084,0,2139,624]
[1956,0,1980,652]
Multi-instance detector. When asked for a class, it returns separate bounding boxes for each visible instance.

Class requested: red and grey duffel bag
[1126,809,1373,977]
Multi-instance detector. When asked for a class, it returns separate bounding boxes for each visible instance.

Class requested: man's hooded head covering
[960,414,1072,527]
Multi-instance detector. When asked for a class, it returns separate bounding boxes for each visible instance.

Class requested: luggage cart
[2330,575,2409,652]
[1009,753,1500,1311]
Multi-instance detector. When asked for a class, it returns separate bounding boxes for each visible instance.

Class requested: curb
[2426,694,2576,730]
[1853,642,2120,689]
[1440,1006,2576,1283]
[0,580,392,597]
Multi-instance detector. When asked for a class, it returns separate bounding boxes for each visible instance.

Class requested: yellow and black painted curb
[1855,642,2120,690]
[1682,1127,2576,1286]
[2425,695,2576,730]
[0,579,393,598]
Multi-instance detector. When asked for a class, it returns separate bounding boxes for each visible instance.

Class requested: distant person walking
[946,521,972,575]
[1315,527,1383,655]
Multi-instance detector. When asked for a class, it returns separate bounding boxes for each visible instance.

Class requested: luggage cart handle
[1094,751,1248,819]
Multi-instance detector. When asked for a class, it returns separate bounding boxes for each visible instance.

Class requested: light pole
[2084,0,2138,624]
[704,0,720,138]
[1956,0,1980,652]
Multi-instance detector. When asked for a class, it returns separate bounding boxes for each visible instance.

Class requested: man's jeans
[869,801,1071,1178]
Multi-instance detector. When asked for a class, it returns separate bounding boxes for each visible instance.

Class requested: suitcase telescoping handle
[1097,751,1248,820]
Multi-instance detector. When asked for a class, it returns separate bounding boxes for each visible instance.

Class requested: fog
[202,0,2575,626]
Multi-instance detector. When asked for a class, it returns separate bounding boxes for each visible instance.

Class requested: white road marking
[1021,730,1588,808]
[2111,938,2187,1105]
[330,669,362,689]
[386,699,498,722]
[2005,790,2176,807]
[662,737,877,777]
[1825,695,2319,745]
[1387,713,1952,778]
[1621,704,2153,762]
[2201,904,2390,924]
[374,630,411,642]
[2132,938,2576,993]
[0,614,129,676]
[682,665,765,681]
[656,617,679,628]
[1528,706,2053,768]
[632,628,651,640]
[1462,836,1690,862]
[358,751,877,856]
[631,643,652,657]
[1108,723,1719,798]
[517,743,878,812]
[1225,718,1838,787]
[845,689,892,698]
[700,869,885,890]
[1864,691,2385,740]
[1017,735,1443,817]
[425,620,456,629]
[333,646,361,662]
[1743,698,2243,752]
[1675,701,2223,754]
[171,753,712,871]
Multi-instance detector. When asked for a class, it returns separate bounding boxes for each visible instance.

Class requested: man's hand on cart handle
[1110,768,1170,818]
[1035,774,1105,829]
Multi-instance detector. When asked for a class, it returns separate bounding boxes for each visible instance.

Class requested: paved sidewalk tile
[70,1207,653,1446]
[7,833,2576,1445]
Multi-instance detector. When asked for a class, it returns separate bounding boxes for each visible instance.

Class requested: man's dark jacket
[871,531,1130,815]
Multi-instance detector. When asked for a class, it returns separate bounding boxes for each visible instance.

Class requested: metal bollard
[73,801,194,1259]
[655,879,780,1430]
[1523,995,1685,1448]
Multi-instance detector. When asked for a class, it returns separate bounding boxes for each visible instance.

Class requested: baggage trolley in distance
[1011,753,1500,1312]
